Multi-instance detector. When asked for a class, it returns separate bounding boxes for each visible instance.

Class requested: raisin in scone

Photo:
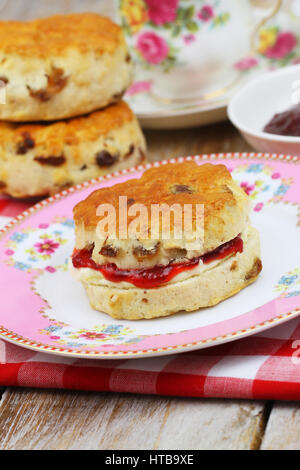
[0,13,133,121]
[0,101,146,198]
[70,161,262,320]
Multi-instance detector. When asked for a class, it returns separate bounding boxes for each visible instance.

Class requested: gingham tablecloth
[1,195,300,401]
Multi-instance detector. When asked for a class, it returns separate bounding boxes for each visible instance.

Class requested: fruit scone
[0,13,132,121]
[71,161,262,320]
[0,101,146,198]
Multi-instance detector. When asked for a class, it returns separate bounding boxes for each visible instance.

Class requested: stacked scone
[0,13,146,198]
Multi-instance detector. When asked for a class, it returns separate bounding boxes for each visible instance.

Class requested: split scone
[71,161,262,320]
[0,101,146,198]
[0,13,132,121]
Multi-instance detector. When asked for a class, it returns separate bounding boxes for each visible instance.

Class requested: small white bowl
[228,64,300,155]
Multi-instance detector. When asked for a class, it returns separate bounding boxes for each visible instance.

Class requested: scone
[70,161,262,320]
[0,13,132,121]
[0,101,146,198]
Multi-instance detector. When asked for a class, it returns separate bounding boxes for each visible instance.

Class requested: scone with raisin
[0,101,146,198]
[0,13,132,121]
[71,161,262,320]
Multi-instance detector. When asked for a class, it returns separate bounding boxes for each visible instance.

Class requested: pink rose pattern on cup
[120,0,230,74]
[197,5,214,22]
[235,27,300,72]
[146,0,178,25]
[264,31,297,60]
[120,1,300,99]
[127,80,152,96]
[234,57,259,71]
[136,31,169,64]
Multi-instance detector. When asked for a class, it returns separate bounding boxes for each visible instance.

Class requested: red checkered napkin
[1,195,300,401]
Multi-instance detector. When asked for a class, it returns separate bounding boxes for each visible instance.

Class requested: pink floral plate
[0,153,300,359]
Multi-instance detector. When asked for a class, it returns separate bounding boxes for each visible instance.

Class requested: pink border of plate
[0,152,300,359]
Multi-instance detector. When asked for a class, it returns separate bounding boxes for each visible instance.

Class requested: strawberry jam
[264,103,300,136]
[72,235,243,289]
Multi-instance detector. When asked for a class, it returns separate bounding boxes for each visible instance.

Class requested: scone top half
[73,161,251,270]
[0,13,133,121]
[0,101,146,198]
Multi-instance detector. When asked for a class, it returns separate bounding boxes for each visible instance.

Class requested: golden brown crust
[0,13,133,121]
[0,13,123,57]
[73,161,250,269]
[74,162,240,228]
[0,101,134,157]
[0,101,147,198]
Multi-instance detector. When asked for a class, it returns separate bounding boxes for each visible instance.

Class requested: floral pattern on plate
[0,154,299,357]
[275,268,300,299]
[38,322,145,349]
[231,162,293,212]
[4,216,74,273]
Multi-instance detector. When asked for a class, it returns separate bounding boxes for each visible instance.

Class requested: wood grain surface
[261,402,300,450]
[0,121,298,450]
[144,121,252,162]
[0,389,268,450]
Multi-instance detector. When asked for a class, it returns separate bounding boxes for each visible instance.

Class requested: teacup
[115,0,282,103]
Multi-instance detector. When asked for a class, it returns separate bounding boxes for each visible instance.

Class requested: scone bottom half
[71,161,262,320]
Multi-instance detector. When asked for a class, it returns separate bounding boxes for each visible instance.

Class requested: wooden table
[0,121,299,450]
